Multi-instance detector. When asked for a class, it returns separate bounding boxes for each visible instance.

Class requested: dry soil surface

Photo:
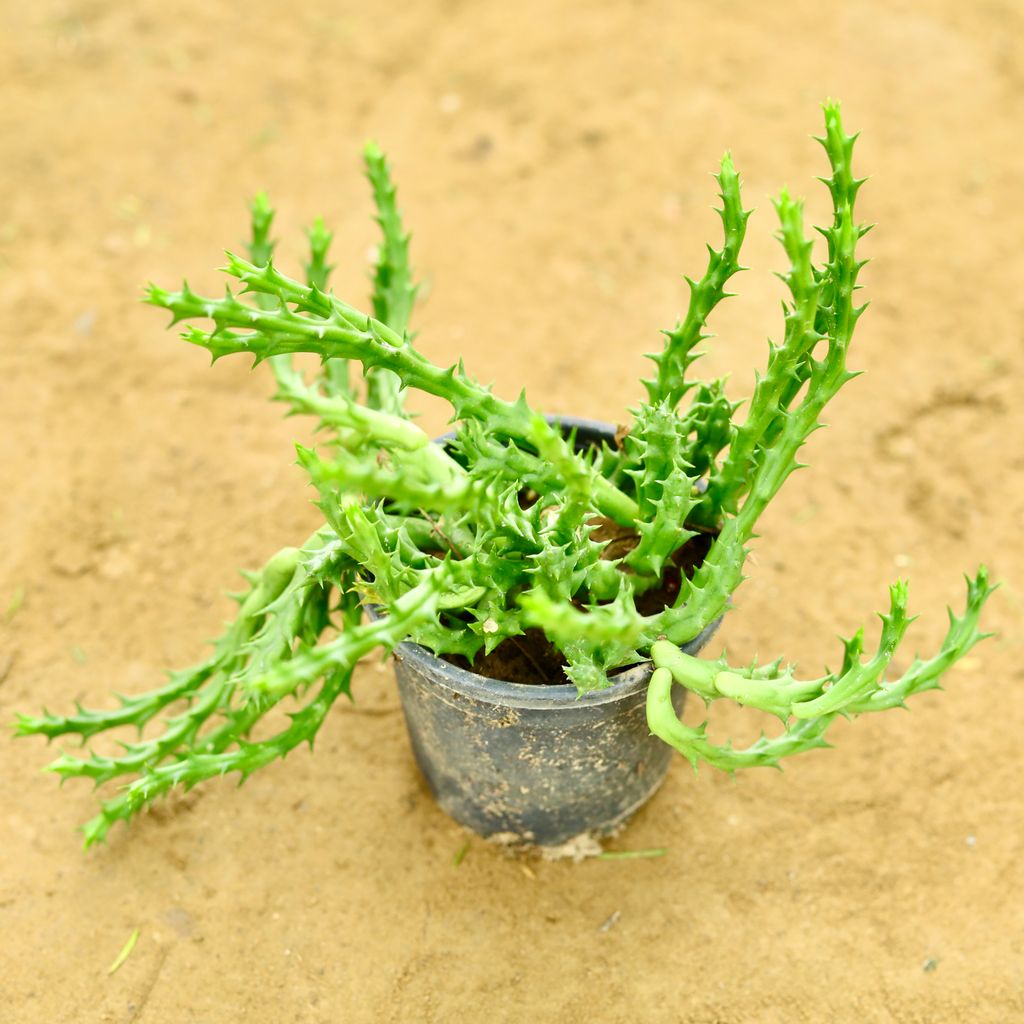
[2,2,1024,1022]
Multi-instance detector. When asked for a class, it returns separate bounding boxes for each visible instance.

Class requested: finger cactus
[16,102,995,845]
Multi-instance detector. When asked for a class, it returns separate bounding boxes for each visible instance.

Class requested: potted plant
[16,103,995,848]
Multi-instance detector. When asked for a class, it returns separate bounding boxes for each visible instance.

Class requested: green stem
[148,266,639,525]
[647,568,995,769]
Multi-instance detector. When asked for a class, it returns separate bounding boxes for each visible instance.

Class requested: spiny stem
[643,152,751,408]
[146,264,640,526]
[647,568,994,770]
[363,141,417,415]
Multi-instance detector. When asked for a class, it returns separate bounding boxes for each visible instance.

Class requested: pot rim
[387,615,722,710]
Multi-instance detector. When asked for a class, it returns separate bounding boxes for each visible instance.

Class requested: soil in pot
[440,527,716,685]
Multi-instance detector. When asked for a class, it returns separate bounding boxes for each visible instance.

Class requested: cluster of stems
[16,104,993,843]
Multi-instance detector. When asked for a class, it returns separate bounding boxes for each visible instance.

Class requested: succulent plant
[16,103,994,845]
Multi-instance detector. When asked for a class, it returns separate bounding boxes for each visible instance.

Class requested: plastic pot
[384,416,721,846]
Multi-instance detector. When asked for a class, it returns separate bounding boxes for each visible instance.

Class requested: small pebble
[439,92,462,115]
[74,310,96,335]
[165,907,193,938]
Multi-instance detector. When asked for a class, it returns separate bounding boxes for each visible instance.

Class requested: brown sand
[2,2,1023,1021]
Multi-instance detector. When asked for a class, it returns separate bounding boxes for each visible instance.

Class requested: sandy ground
[2,1,1023,1021]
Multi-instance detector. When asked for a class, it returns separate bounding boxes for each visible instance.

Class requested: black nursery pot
[388,417,720,846]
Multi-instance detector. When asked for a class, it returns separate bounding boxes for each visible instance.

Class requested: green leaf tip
[247,193,277,271]
[142,281,168,307]
[249,191,274,226]
[108,929,140,974]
